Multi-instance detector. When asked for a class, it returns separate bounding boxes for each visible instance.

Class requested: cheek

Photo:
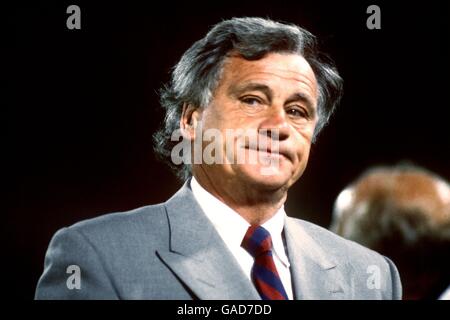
[294,144,311,178]
[291,138,312,177]
[300,121,317,139]
[300,145,311,164]
[200,106,219,129]
[203,105,240,131]
[294,128,313,151]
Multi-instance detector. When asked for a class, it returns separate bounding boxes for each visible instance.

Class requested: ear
[180,103,202,141]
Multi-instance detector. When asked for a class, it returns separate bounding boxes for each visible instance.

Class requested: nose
[258,106,290,141]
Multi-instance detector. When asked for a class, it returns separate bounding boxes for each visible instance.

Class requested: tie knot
[241,225,273,257]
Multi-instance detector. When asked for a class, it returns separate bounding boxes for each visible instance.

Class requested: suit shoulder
[62,203,169,246]
[289,217,387,264]
[288,217,402,299]
[69,203,166,230]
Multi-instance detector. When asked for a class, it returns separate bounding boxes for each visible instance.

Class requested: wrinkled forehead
[219,52,318,96]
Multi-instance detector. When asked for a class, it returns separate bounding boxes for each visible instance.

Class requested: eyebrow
[285,92,317,118]
[229,83,273,102]
[229,82,317,118]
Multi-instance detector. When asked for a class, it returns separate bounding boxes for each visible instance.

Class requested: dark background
[7,0,449,299]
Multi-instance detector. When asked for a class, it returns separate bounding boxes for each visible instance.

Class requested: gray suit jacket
[35,180,402,299]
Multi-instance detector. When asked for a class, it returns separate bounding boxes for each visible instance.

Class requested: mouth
[243,146,292,162]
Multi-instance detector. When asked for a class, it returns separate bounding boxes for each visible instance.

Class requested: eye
[241,96,262,106]
[286,106,308,119]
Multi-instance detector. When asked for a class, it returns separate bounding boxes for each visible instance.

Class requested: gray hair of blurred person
[330,164,450,299]
[153,17,344,180]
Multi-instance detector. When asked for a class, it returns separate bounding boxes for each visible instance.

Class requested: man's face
[193,52,319,192]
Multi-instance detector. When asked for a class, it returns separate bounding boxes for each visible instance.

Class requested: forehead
[218,52,318,99]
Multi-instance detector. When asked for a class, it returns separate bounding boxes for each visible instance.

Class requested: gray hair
[330,163,450,299]
[153,17,344,180]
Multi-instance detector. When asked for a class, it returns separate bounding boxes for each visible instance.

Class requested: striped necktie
[241,225,288,300]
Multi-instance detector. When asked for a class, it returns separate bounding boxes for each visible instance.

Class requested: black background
[7,0,449,299]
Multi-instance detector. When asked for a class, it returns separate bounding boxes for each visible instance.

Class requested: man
[35,17,401,299]
[330,164,450,299]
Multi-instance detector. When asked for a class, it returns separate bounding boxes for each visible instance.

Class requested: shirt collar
[190,176,290,268]
[261,205,290,268]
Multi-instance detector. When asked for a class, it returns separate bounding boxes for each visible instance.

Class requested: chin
[235,163,293,190]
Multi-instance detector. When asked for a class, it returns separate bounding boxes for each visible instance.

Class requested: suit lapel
[284,218,347,299]
[156,180,260,300]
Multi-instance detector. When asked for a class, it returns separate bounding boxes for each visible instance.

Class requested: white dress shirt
[190,177,293,299]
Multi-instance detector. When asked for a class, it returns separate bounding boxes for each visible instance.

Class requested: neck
[193,170,288,225]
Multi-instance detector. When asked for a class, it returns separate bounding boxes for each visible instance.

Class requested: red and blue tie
[241,225,288,300]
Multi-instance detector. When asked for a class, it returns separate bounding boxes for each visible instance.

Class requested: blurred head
[153,17,343,183]
[331,164,450,299]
